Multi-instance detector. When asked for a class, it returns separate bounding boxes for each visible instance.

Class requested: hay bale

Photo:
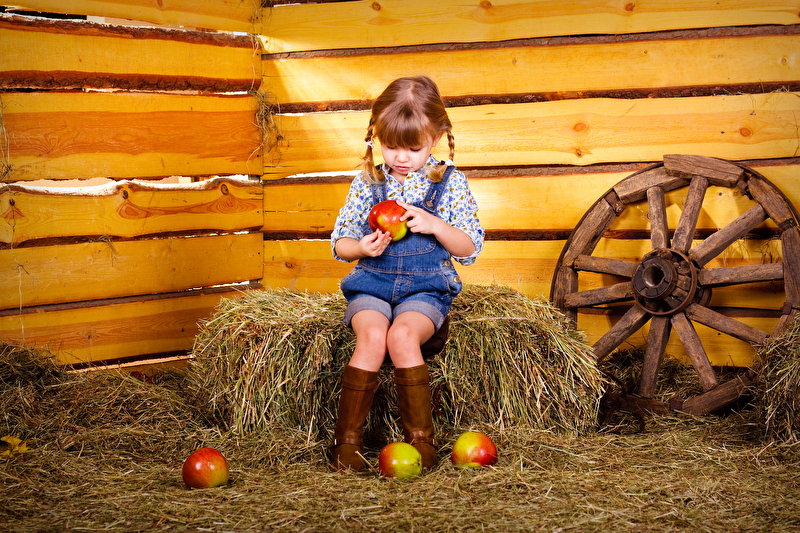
[756,313,800,443]
[187,285,603,440]
[0,340,214,460]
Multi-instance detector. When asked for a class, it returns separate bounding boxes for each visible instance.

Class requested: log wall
[1,2,263,368]
[258,0,800,369]
[1,0,799,369]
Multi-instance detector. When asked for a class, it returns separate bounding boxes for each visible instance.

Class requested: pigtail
[357,123,382,184]
[427,129,455,183]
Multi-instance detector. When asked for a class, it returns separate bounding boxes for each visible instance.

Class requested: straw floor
[2,293,799,532]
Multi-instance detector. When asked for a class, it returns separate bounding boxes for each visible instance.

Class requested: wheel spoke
[782,227,800,306]
[689,204,768,267]
[592,305,650,363]
[647,186,670,249]
[561,198,618,266]
[685,303,769,345]
[681,374,753,416]
[552,266,579,322]
[638,315,671,398]
[672,176,709,253]
[698,263,783,287]
[670,312,718,391]
[564,281,634,309]
[573,255,638,277]
[552,156,800,417]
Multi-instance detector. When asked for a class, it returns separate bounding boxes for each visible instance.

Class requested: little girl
[330,76,484,472]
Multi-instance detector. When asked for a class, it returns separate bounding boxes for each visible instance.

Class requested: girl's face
[379,134,440,181]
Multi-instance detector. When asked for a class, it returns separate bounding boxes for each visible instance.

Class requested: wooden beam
[2,92,261,181]
[0,287,245,365]
[258,164,799,236]
[1,15,261,91]
[262,238,786,310]
[262,0,800,53]
[1,233,263,310]
[263,92,800,178]
[1,178,264,245]
[262,33,800,106]
[7,0,261,33]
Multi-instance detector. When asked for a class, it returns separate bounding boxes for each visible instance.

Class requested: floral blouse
[331,156,484,265]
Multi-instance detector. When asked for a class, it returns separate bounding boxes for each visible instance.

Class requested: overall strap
[420,163,454,214]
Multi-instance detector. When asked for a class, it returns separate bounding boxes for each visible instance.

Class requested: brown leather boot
[394,363,438,471]
[331,365,379,472]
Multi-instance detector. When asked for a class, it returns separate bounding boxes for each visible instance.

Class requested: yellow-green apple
[182,447,229,488]
[378,442,422,480]
[368,200,408,241]
[450,431,497,468]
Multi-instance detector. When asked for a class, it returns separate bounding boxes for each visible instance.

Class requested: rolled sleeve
[438,169,484,266]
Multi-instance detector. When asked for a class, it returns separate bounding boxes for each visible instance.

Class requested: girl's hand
[396,200,477,258]
[397,201,444,236]
[359,229,393,257]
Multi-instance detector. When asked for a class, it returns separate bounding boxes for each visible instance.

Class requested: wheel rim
[550,155,800,415]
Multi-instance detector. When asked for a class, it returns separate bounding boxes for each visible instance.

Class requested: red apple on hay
[378,442,422,480]
[182,447,229,488]
[451,431,497,468]
[368,200,408,241]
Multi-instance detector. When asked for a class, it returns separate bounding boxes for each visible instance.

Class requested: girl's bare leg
[348,310,391,372]
[388,311,439,470]
[386,311,435,369]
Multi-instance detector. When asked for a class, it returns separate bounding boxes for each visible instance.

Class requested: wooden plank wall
[0,2,264,368]
[1,0,799,370]
[259,0,800,368]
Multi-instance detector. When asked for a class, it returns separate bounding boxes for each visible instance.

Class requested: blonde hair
[359,76,455,184]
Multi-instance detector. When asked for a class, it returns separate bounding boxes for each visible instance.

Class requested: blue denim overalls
[340,164,463,330]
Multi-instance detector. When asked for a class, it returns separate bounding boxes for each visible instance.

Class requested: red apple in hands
[378,442,422,480]
[368,200,408,241]
[182,447,229,488]
[450,431,497,468]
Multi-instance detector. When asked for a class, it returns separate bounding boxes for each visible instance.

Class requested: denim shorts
[341,266,462,330]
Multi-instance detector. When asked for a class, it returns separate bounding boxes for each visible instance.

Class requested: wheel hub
[632,249,698,316]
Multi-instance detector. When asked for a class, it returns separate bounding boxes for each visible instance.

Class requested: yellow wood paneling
[262,0,800,53]
[264,92,800,178]
[0,289,240,365]
[261,239,781,368]
[261,165,799,234]
[263,238,786,308]
[0,16,261,90]
[1,178,264,245]
[8,0,261,33]
[1,233,263,310]
[263,34,800,105]
[262,239,353,293]
[1,92,261,181]
[262,181,352,234]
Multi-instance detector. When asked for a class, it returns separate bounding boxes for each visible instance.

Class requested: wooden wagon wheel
[551,155,800,415]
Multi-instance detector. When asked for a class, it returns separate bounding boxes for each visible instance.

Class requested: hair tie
[444,158,454,166]
[365,140,374,149]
